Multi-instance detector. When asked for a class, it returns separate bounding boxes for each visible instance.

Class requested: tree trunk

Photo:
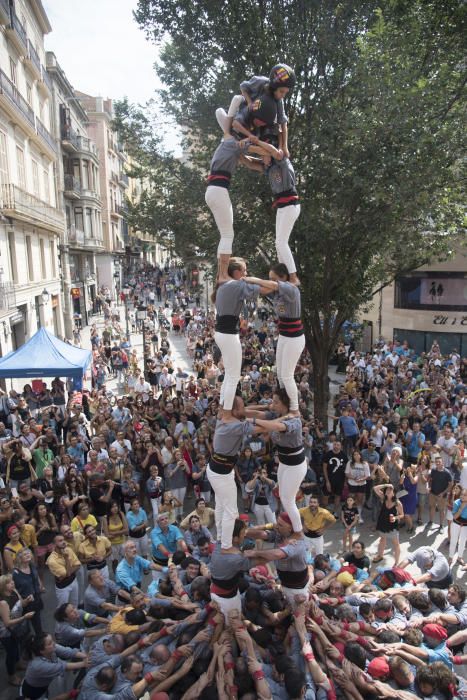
[306,331,331,424]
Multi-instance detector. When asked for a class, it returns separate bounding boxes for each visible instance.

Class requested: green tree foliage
[121,0,465,418]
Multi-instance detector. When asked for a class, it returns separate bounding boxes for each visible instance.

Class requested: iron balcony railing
[76,135,98,157]
[1,183,64,231]
[61,124,79,148]
[0,281,16,311]
[119,172,129,187]
[9,10,27,52]
[40,65,52,92]
[0,68,35,128]
[27,39,41,74]
[67,224,85,245]
[36,117,57,153]
[64,174,81,195]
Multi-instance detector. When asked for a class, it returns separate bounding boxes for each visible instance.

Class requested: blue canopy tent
[0,327,91,381]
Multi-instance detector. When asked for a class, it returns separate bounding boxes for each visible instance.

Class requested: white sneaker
[359,516,364,524]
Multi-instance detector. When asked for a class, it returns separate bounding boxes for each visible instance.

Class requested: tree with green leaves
[118,0,465,420]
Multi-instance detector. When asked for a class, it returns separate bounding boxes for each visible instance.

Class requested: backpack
[375,567,415,590]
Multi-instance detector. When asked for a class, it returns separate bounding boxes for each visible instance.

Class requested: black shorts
[325,479,345,497]
[349,484,366,494]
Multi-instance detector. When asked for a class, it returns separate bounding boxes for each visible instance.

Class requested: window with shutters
[32,160,40,198]
[0,131,9,186]
[16,146,26,189]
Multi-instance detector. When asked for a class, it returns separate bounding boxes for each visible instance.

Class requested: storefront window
[394,328,467,356]
[395,274,467,312]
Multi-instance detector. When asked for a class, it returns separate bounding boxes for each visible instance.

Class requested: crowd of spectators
[0,263,464,699]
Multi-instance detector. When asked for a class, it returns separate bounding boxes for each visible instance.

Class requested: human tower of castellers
[3,63,467,700]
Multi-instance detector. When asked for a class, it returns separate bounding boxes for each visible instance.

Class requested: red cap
[6,525,18,538]
[422,623,448,641]
[238,514,249,522]
[278,512,293,526]
[367,657,390,679]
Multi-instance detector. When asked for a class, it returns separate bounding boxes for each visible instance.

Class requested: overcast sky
[42,0,180,151]
[43,0,160,103]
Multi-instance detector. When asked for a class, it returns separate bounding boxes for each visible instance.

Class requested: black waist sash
[207,169,231,189]
[278,316,304,338]
[210,453,237,475]
[276,444,306,465]
[278,568,308,589]
[215,315,240,334]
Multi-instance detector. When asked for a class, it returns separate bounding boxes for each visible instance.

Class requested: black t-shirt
[9,454,31,481]
[89,486,110,517]
[343,552,371,570]
[342,506,359,526]
[430,468,452,496]
[324,450,347,482]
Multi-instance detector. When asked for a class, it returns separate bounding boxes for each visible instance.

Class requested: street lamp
[122,286,131,341]
[41,288,50,304]
[137,304,149,380]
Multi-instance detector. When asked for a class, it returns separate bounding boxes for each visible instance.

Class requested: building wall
[363,247,467,355]
[0,0,63,358]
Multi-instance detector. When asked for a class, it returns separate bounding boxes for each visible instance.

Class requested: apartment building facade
[74,92,129,299]
[0,0,64,355]
[46,51,103,336]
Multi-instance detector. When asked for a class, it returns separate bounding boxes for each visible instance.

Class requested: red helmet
[269,63,296,90]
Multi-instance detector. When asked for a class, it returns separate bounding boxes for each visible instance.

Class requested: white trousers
[276,334,305,411]
[276,204,301,273]
[304,534,324,556]
[205,186,234,256]
[449,522,467,559]
[207,466,238,549]
[210,590,242,624]
[277,459,307,532]
[253,503,276,526]
[55,577,79,607]
[149,497,161,521]
[216,94,244,132]
[281,582,310,608]
[215,331,242,410]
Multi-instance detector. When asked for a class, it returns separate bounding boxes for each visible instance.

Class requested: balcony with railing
[36,117,57,154]
[39,64,52,93]
[76,135,98,159]
[61,124,79,151]
[0,281,16,312]
[7,10,27,55]
[64,174,81,199]
[0,68,35,133]
[68,224,104,249]
[25,39,41,79]
[67,224,85,246]
[110,172,119,185]
[1,183,65,233]
[117,203,127,217]
[119,172,129,187]
[0,0,10,25]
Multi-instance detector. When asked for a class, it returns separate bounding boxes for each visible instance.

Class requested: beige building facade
[0,0,64,355]
[73,93,129,299]
[46,51,103,335]
[363,247,467,356]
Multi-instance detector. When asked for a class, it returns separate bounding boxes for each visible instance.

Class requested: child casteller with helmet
[216,63,296,157]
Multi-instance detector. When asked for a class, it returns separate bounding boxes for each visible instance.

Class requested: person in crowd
[102,499,129,573]
[373,482,404,564]
[0,573,35,686]
[78,523,112,580]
